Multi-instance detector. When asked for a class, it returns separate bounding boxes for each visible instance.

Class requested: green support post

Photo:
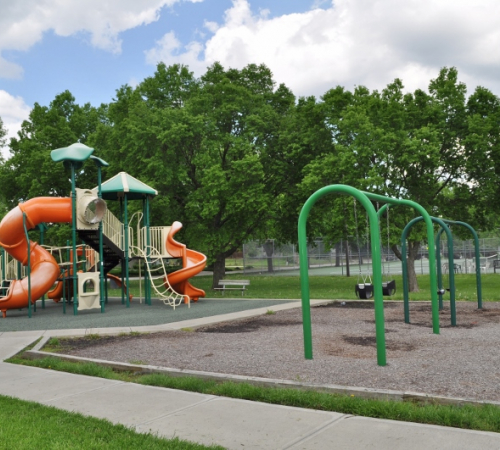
[441,219,482,309]
[90,156,109,313]
[124,194,130,308]
[145,196,151,306]
[37,223,47,309]
[1,248,5,291]
[70,163,78,315]
[435,226,456,324]
[22,213,32,318]
[61,267,66,314]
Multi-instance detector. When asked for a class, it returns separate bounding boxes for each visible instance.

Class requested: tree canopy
[1,64,499,289]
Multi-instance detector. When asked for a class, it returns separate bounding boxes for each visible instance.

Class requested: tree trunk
[407,241,421,292]
[345,240,350,277]
[263,239,274,273]
[212,253,226,289]
[335,241,341,267]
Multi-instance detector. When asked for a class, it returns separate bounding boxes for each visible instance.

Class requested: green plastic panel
[51,143,94,162]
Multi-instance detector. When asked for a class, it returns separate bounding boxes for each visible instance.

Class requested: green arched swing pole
[440,219,482,310]
[298,185,386,366]
[402,217,482,325]
[298,185,441,367]
[401,216,456,326]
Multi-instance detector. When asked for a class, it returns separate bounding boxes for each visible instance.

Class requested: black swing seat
[382,280,396,296]
[355,283,374,299]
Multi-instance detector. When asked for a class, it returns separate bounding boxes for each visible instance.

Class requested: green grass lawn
[112,273,500,302]
[8,355,500,434]
[0,394,222,449]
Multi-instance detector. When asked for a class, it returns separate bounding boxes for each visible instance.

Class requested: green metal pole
[39,225,45,309]
[1,248,4,285]
[119,197,125,305]
[70,164,78,315]
[298,185,386,366]
[377,204,388,218]
[96,166,105,313]
[124,194,130,308]
[61,267,66,314]
[22,213,32,318]
[435,230,444,310]
[441,220,482,309]
[436,227,456,325]
[145,196,151,306]
[401,236,409,323]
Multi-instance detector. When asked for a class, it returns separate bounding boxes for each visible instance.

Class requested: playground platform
[1,301,500,449]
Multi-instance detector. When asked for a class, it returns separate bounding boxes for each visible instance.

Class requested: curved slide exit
[165,221,207,302]
[0,197,72,318]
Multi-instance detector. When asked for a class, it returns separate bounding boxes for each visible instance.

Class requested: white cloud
[0,0,203,78]
[145,31,206,74]
[0,91,31,158]
[146,0,500,97]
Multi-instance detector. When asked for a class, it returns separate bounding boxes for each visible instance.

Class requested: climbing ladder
[130,245,188,309]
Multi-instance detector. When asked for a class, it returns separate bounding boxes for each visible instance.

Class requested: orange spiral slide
[165,221,207,302]
[0,197,72,318]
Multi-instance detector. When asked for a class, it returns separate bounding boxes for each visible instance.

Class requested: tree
[94,63,296,287]
[0,116,6,149]
[298,68,496,291]
[0,91,105,245]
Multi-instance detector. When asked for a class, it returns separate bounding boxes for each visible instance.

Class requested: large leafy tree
[94,63,296,286]
[298,68,497,291]
[0,91,105,205]
[0,91,106,244]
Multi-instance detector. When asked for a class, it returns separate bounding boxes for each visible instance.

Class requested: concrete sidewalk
[1,304,500,449]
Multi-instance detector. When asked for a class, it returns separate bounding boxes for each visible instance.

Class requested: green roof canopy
[96,172,158,201]
[51,143,94,164]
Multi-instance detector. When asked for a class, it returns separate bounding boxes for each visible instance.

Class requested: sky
[1,0,500,156]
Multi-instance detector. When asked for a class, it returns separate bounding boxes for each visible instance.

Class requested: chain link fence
[231,235,500,276]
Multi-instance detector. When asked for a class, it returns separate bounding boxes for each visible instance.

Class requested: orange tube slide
[0,197,72,318]
[165,221,206,302]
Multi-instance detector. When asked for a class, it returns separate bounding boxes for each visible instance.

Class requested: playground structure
[297,184,486,367]
[0,143,206,318]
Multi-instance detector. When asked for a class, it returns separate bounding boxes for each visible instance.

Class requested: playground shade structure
[0,197,72,318]
[164,221,206,301]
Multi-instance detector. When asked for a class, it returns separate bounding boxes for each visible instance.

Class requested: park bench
[214,279,250,296]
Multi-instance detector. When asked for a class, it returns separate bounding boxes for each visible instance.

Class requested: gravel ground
[61,301,500,403]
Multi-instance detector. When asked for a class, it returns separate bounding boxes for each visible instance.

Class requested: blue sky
[1,0,500,154]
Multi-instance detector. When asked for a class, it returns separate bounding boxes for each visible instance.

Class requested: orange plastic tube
[164,221,207,302]
[0,197,72,318]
